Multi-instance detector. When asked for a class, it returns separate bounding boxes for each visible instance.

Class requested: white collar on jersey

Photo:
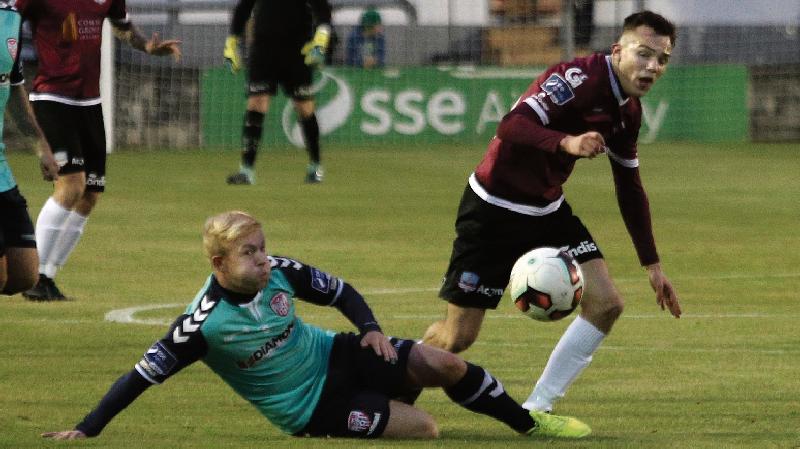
[605,55,630,106]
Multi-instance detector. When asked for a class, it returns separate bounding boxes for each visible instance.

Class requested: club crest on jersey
[541,73,575,105]
[565,67,588,88]
[6,38,18,60]
[270,292,290,317]
[347,410,373,433]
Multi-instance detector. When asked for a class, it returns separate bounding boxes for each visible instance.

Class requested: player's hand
[301,43,325,67]
[360,331,398,363]
[647,263,681,318]
[145,32,182,62]
[42,430,86,440]
[223,35,241,74]
[559,132,607,159]
[301,25,331,67]
[37,141,59,182]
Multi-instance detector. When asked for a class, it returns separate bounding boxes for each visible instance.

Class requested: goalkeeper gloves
[301,25,331,67]
[223,35,242,73]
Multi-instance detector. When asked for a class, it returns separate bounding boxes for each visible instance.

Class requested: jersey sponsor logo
[310,268,330,293]
[458,271,479,293]
[269,292,290,317]
[86,173,105,187]
[564,67,588,88]
[558,240,599,259]
[54,151,68,167]
[172,295,217,343]
[347,410,373,433]
[541,73,575,106]
[6,38,17,60]
[476,285,505,297]
[236,321,295,369]
[138,341,178,378]
[248,82,272,94]
[0,73,8,84]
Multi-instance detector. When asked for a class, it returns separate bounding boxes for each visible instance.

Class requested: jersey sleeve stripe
[523,97,550,126]
[333,278,344,302]
[134,363,161,385]
[326,277,345,306]
[607,150,639,168]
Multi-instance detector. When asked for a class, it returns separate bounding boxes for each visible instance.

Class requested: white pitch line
[104,303,184,325]
[104,302,799,327]
[102,270,798,326]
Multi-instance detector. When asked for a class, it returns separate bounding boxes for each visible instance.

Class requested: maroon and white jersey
[472,53,658,265]
[15,0,130,105]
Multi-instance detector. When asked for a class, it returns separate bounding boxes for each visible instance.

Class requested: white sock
[522,315,606,412]
[48,210,88,274]
[35,197,72,278]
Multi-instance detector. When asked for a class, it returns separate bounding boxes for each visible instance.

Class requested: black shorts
[32,101,106,192]
[0,187,36,257]
[440,185,603,309]
[298,333,415,438]
[247,38,313,100]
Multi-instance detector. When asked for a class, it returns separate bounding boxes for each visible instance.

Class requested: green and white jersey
[0,3,25,192]
[134,255,380,435]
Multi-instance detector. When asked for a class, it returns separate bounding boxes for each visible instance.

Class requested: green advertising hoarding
[201,65,747,148]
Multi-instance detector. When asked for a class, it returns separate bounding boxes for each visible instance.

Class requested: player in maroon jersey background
[423,11,682,424]
[16,0,180,301]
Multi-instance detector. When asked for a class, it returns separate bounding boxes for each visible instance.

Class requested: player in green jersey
[43,211,590,440]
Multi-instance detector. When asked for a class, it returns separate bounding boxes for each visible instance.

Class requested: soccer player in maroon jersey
[17,0,181,301]
[423,11,682,421]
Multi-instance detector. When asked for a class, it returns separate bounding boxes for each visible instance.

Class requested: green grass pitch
[2,142,799,448]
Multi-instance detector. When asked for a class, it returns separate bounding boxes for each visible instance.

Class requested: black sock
[444,362,535,433]
[242,110,265,168]
[299,114,321,164]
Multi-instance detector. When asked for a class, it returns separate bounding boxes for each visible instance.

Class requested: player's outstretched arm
[646,262,681,318]
[8,85,58,181]
[40,369,151,439]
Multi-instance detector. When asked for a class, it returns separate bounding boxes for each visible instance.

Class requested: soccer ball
[509,247,584,321]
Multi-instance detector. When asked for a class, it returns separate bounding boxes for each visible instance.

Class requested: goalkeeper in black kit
[223,0,331,185]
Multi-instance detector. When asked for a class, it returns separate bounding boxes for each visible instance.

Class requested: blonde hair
[203,211,262,259]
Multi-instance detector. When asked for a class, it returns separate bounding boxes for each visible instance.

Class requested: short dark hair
[623,10,676,46]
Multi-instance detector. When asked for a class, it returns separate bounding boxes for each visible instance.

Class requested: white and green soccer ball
[509,247,584,321]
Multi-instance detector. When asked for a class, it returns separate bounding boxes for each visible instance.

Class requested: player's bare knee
[598,294,624,322]
[433,350,467,381]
